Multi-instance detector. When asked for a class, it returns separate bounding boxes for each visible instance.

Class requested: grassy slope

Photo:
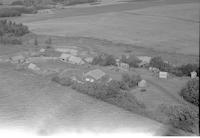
[0,62,164,135]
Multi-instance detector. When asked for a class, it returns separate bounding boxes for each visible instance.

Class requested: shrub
[122,73,141,88]
[121,54,141,67]
[11,1,24,5]
[150,56,172,72]
[92,53,116,66]
[0,35,22,44]
[45,37,52,45]
[0,20,29,37]
[0,7,36,17]
[52,76,73,86]
[180,78,199,106]
[34,37,38,45]
[178,64,199,77]
[159,104,199,134]
[0,8,21,17]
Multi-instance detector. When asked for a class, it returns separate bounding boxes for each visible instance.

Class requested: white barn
[159,71,168,79]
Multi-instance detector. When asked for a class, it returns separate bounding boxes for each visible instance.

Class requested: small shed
[191,71,197,79]
[84,57,93,63]
[159,71,168,79]
[10,55,25,64]
[28,63,40,71]
[138,80,147,88]
[119,62,129,71]
[40,48,46,53]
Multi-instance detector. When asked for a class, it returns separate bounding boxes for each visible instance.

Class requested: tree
[178,64,199,77]
[34,37,38,46]
[121,54,141,67]
[180,78,199,106]
[45,37,52,45]
[122,73,141,88]
[159,104,199,134]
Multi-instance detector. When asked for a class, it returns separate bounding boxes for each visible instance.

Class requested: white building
[159,71,168,79]
[59,53,71,62]
[84,69,106,82]
[138,80,147,88]
[28,63,40,71]
[55,48,78,56]
[84,57,93,63]
[191,71,197,79]
[119,62,129,71]
[68,56,85,65]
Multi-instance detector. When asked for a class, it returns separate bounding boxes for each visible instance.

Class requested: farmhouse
[84,69,106,82]
[59,53,71,62]
[68,56,85,65]
[10,55,26,64]
[55,48,78,55]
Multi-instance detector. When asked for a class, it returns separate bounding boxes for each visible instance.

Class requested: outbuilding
[84,69,106,82]
[191,71,197,79]
[159,71,168,79]
[138,80,147,88]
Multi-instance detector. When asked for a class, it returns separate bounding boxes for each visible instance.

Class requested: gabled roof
[85,69,106,80]
[68,56,84,64]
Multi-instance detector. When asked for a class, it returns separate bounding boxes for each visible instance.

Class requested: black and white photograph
[0,0,199,137]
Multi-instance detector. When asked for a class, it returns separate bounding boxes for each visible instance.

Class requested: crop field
[23,2,199,57]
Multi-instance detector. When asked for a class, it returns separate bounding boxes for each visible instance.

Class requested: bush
[122,73,141,88]
[53,0,98,5]
[121,54,141,67]
[0,7,36,17]
[52,76,73,86]
[92,53,116,66]
[150,56,172,72]
[0,8,21,17]
[0,35,22,44]
[178,64,199,77]
[11,1,24,5]
[159,104,199,134]
[0,20,29,37]
[180,78,199,106]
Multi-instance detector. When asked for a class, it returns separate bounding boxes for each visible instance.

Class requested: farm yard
[0,0,199,136]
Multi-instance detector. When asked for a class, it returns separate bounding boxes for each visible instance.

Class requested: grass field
[0,62,164,135]
[23,2,199,57]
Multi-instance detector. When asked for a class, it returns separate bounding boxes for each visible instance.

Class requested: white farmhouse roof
[60,53,71,59]
[55,48,78,55]
[85,69,106,80]
[68,56,84,65]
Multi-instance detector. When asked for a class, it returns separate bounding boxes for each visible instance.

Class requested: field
[0,0,199,136]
